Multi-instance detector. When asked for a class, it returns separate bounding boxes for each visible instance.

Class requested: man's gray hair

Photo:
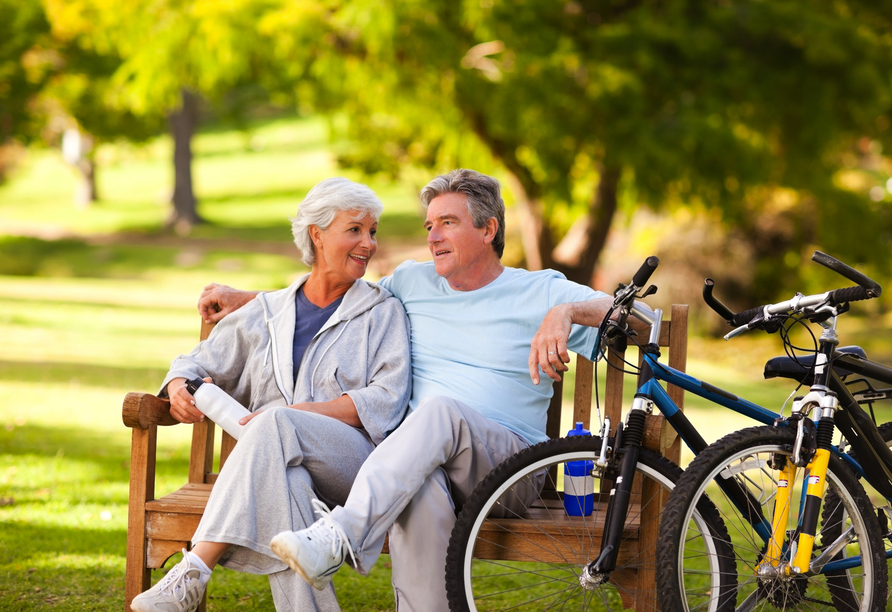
[291,177,384,266]
[420,169,506,258]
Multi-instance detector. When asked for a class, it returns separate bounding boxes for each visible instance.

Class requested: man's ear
[483,217,498,245]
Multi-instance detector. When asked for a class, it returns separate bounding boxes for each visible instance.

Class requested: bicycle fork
[758,390,840,577]
[585,397,650,578]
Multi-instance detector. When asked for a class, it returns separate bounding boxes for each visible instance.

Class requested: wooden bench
[122,305,687,612]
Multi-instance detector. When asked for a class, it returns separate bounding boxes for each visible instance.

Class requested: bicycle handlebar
[812,251,882,297]
[703,251,882,337]
[632,256,660,288]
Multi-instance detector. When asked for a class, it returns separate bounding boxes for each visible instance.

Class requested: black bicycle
[657,252,892,612]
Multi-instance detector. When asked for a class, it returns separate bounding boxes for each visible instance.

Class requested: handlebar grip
[828,285,874,305]
[730,306,764,328]
[812,251,882,297]
[632,256,660,288]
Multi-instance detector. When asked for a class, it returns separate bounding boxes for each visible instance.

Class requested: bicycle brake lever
[723,324,752,341]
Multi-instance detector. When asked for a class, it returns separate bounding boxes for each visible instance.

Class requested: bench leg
[125,426,156,611]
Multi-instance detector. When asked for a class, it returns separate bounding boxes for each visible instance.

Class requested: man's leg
[269,566,340,612]
[384,398,530,612]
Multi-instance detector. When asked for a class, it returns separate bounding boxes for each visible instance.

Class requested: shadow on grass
[0,358,168,391]
[0,236,181,278]
[0,520,126,561]
[0,421,191,493]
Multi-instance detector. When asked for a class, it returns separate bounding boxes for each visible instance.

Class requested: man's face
[424,192,495,287]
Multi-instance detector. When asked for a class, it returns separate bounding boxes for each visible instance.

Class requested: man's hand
[167,377,209,424]
[198,283,258,324]
[529,304,573,385]
[528,297,622,385]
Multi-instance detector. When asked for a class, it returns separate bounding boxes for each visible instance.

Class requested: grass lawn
[2,113,890,610]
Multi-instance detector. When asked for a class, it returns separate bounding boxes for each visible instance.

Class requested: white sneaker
[131,549,209,612]
[270,499,357,590]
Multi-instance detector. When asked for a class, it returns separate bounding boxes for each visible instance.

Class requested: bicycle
[656,251,892,612]
[445,255,875,612]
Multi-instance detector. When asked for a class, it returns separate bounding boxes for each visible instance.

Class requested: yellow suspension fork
[760,459,797,570]
[790,446,832,573]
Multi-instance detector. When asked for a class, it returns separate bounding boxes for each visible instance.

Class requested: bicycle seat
[763,346,868,383]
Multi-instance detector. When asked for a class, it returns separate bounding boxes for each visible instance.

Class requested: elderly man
[201,169,629,611]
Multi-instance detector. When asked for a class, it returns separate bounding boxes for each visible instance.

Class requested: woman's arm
[239,395,362,427]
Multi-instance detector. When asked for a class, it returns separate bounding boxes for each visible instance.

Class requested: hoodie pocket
[318,365,345,402]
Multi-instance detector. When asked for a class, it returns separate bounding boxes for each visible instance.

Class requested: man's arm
[528,297,652,384]
[198,283,260,324]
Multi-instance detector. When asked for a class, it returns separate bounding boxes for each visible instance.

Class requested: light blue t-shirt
[378,261,606,445]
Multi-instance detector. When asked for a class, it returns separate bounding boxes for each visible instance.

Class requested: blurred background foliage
[4,2,892,609]
[1,0,891,310]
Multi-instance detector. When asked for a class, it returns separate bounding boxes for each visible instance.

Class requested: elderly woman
[131,178,411,612]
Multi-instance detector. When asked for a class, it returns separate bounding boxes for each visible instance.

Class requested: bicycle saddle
[763,346,867,384]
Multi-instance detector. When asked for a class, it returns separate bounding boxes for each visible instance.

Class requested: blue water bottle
[563,422,594,516]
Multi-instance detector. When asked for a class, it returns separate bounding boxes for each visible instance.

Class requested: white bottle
[185,378,251,440]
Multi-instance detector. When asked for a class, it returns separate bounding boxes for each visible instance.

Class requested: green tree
[290,0,892,288]
[0,0,163,203]
[49,0,295,229]
[0,0,53,179]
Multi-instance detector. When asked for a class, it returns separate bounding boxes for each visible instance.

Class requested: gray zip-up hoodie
[160,275,411,444]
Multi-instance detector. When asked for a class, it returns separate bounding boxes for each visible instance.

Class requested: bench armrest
[122,392,179,429]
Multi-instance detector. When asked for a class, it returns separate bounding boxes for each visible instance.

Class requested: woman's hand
[167,377,209,423]
[238,410,265,426]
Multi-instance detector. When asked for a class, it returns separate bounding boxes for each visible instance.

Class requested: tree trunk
[551,164,621,286]
[502,173,549,270]
[459,104,619,285]
[73,155,98,208]
[167,88,201,232]
[62,128,98,207]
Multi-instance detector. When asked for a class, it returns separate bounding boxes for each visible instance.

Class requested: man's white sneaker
[270,499,357,590]
[130,549,210,612]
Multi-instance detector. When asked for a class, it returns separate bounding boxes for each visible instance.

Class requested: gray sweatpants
[331,396,532,612]
[192,406,377,612]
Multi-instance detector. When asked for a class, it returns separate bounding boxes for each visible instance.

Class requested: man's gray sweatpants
[192,406,377,612]
[331,396,532,612]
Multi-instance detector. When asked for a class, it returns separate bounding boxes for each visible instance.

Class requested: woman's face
[312,209,378,282]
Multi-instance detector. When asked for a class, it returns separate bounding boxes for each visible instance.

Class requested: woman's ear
[309,225,323,249]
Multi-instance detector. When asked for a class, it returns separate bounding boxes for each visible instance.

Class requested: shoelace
[157,549,201,603]
[309,499,357,567]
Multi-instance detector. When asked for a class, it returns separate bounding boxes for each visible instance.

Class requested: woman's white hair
[291,177,384,266]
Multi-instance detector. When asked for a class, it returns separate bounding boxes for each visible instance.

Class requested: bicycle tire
[445,435,732,612]
[657,425,887,612]
[824,420,892,610]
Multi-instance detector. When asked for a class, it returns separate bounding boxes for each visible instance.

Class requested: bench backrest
[190,304,687,484]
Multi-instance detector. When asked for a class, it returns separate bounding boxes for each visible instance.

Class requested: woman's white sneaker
[130,549,210,612]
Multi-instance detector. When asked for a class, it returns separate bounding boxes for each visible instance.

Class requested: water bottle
[185,378,251,440]
[563,422,594,516]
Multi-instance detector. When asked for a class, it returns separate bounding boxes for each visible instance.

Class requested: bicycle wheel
[825,420,892,609]
[657,425,887,612]
[445,435,732,612]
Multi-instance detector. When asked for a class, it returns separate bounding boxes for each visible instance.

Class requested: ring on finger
[548,351,556,355]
